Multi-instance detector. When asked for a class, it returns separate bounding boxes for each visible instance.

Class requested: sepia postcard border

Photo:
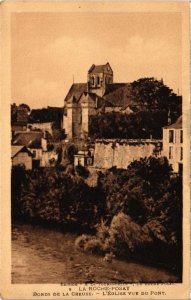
[0,1,190,299]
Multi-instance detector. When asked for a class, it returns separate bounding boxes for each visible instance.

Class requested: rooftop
[12,131,46,149]
[164,116,182,129]
[88,63,112,74]
[11,145,32,158]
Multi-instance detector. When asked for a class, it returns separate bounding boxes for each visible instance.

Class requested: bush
[75,234,91,251]
[84,238,105,255]
[75,165,90,178]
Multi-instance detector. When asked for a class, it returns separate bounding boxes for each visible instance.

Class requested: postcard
[0,1,190,299]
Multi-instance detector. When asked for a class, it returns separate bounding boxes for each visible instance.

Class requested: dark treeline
[12,157,182,277]
[89,111,168,139]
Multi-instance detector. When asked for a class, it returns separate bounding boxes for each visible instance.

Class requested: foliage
[12,167,105,230]
[89,111,168,139]
[96,157,182,272]
[75,165,90,178]
[29,107,63,129]
[129,78,181,117]
[11,103,30,124]
[75,234,92,251]
[12,156,182,274]
[89,78,182,139]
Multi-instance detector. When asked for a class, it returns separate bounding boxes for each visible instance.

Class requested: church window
[97,76,100,86]
[91,77,94,86]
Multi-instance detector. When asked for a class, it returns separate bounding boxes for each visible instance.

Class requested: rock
[73,264,82,268]
[85,278,95,283]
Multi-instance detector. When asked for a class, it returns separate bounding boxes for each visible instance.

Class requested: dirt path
[12,223,179,284]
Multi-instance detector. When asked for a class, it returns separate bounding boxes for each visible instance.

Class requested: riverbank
[12,223,179,284]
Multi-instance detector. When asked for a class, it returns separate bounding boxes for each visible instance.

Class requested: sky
[11,12,182,109]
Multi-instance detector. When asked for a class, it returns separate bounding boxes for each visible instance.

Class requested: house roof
[164,116,182,129]
[12,131,44,149]
[11,145,32,158]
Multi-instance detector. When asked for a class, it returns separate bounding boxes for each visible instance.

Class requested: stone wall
[94,139,162,169]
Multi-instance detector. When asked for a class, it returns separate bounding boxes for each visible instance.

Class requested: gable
[11,146,32,158]
[12,132,43,149]
[64,83,87,104]
[88,63,113,75]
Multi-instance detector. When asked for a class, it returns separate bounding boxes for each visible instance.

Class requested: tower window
[97,76,100,85]
[91,77,94,86]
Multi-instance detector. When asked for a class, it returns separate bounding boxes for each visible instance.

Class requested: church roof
[103,83,137,107]
[79,92,111,109]
[64,83,87,104]
[64,82,139,108]
[88,63,113,74]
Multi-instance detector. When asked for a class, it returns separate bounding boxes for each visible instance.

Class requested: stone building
[162,116,183,173]
[93,139,162,169]
[11,146,33,170]
[63,63,137,139]
[87,63,113,97]
[12,131,58,168]
[74,150,94,167]
[27,121,54,135]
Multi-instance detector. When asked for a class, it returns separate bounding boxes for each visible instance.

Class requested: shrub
[75,165,90,178]
[74,234,91,251]
[84,238,105,255]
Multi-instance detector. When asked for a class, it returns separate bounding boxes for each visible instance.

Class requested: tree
[89,78,182,139]
[19,103,31,112]
[129,78,182,121]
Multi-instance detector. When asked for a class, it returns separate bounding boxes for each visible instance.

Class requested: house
[27,121,54,135]
[11,145,33,170]
[93,139,162,169]
[162,116,183,174]
[74,150,94,167]
[63,63,137,139]
[12,131,58,168]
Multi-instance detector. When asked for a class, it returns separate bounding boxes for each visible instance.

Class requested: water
[12,223,179,284]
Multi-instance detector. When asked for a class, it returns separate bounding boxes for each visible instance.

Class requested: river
[12,223,179,284]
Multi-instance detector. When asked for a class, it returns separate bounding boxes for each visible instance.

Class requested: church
[63,63,135,139]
